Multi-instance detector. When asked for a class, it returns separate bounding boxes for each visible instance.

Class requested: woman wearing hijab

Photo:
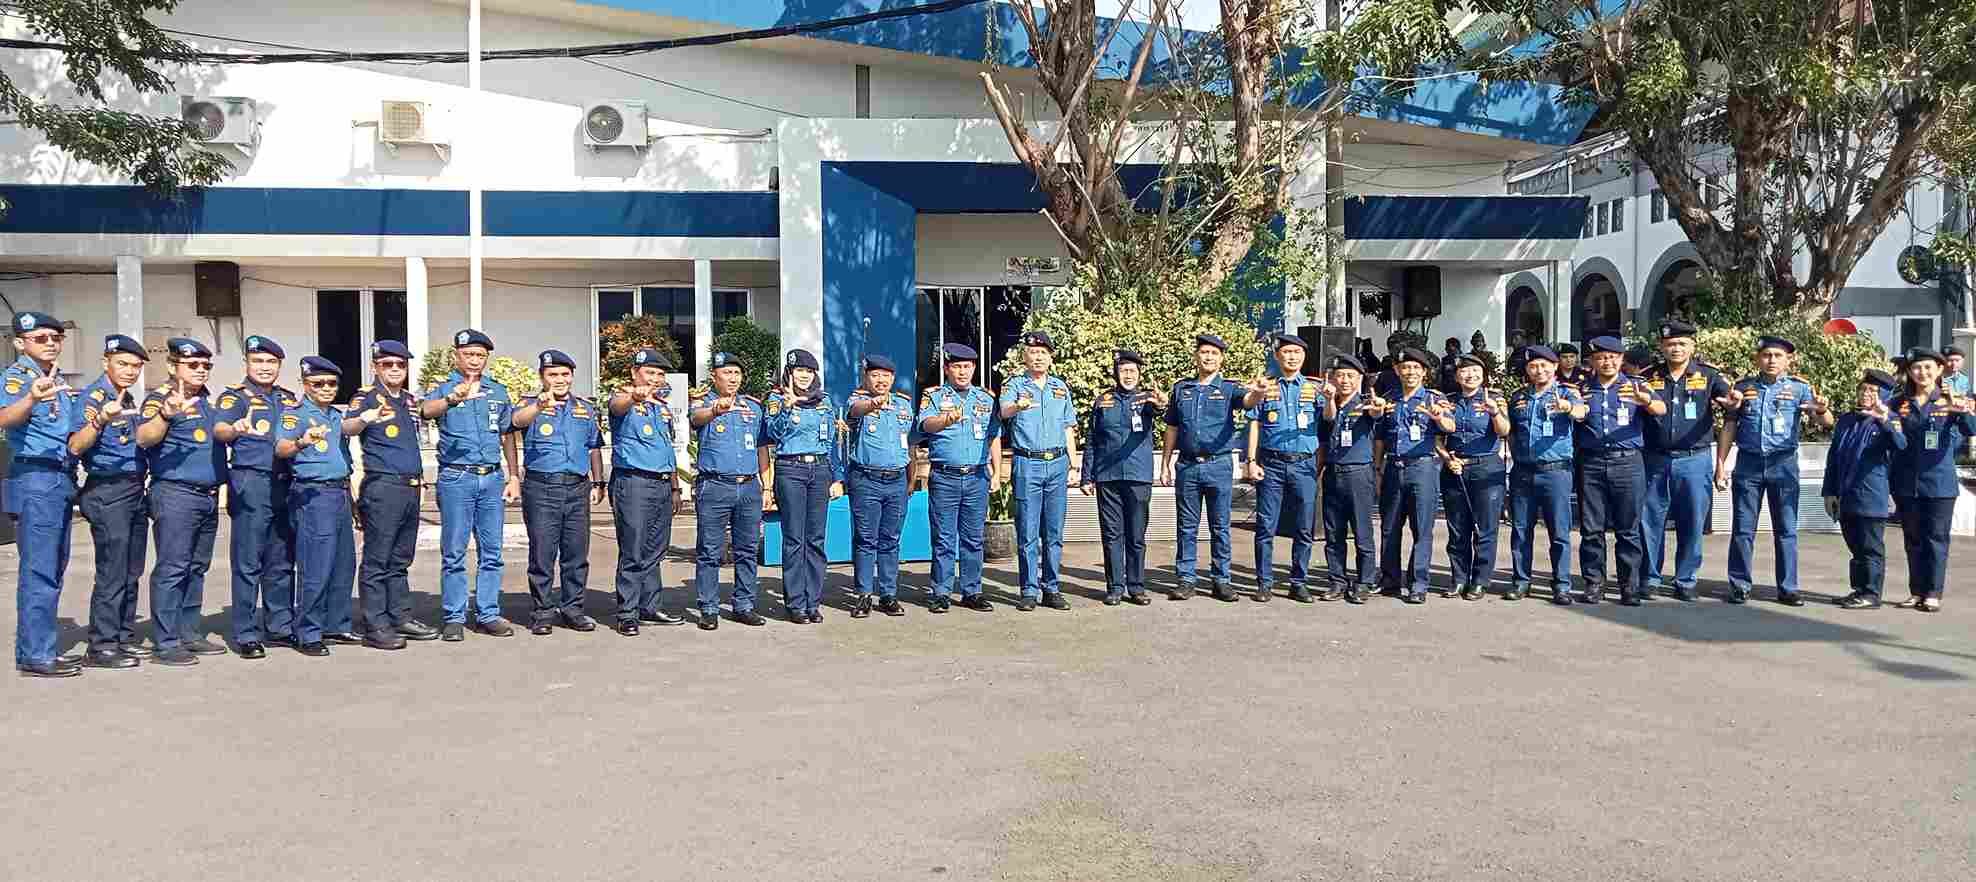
[762,349,843,624]
[1080,351,1166,605]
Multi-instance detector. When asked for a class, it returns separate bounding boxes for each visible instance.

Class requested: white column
[114,255,144,342]
[694,258,713,377]
[467,0,484,329]
[405,256,430,359]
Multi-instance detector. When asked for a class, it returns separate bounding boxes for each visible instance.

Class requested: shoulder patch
[90,388,106,401]
[218,394,237,409]
[282,414,299,430]
[3,378,20,395]
[766,398,783,415]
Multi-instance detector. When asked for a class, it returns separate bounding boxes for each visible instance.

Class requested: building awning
[1343,194,1588,263]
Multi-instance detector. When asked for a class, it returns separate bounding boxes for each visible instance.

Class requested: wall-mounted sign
[1005,257,1063,280]
[1898,245,1938,286]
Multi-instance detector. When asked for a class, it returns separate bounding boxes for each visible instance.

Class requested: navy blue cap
[783,349,820,372]
[1195,334,1228,351]
[102,334,148,361]
[1113,349,1146,368]
[863,353,898,374]
[1555,342,1580,355]
[1273,333,1307,351]
[1624,347,1655,368]
[710,351,743,370]
[1452,354,1484,370]
[538,349,576,370]
[1658,318,1698,339]
[942,343,978,362]
[370,340,412,361]
[451,328,494,351]
[1906,347,1944,366]
[1944,345,1965,358]
[1587,335,1624,354]
[1395,347,1430,367]
[1522,345,1559,365]
[1330,354,1366,373]
[166,337,212,360]
[630,348,671,370]
[11,311,61,337]
[299,356,341,378]
[1756,335,1795,354]
[1862,369,1897,389]
[243,335,285,359]
[1020,331,1054,351]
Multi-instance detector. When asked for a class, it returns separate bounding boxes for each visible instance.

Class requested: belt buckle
[1040,450,1056,460]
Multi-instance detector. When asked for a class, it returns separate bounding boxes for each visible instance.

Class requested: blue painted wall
[819,163,919,404]
[1344,195,1589,240]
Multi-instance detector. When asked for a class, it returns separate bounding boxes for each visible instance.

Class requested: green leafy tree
[417,347,541,399]
[597,315,684,394]
[706,315,779,399]
[0,0,231,215]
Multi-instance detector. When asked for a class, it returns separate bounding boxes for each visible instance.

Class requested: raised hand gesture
[1551,393,1574,415]
[1713,391,1742,412]
[300,422,330,446]
[170,385,201,419]
[357,405,388,424]
[710,395,735,416]
[29,376,71,402]
[446,380,483,405]
[1869,398,1893,422]
[230,417,259,437]
[96,396,126,425]
[1625,382,1656,406]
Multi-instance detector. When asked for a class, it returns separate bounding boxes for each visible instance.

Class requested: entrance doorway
[316,289,406,404]
[913,285,1038,395]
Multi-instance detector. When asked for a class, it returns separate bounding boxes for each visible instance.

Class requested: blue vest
[349,385,423,476]
[1575,376,1650,452]
[1081,386,1157,483]
[1,356,78,466]
[1378,386,1448,459]
[1163,376,1245,456]
[609,392,678,473]
[141,385,228,486]
[77,375,143,477]
[919,384,998,466]
[1250,375,1321,454]
[424,372,515,467]
[1508,384,1580,464]
[1729,374,1816,455]
[1821,412,1904,517]
[764,394,836,457]
[693,392,764,476]
[520,396,603,476]
[846,389,914,470]
[214,381,297,471]
[279,399,353,481]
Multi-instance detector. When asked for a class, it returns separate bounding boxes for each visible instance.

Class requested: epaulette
[742,394,762,404]
[227,382,245,390]
[891,391,912,403]
[689,385,709,399]
[1299,384,1318,401]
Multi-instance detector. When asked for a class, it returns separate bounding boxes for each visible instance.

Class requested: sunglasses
[306,378,340,389]
[178,360,213,370]
[374,359,408,369]
[20,333,64,344]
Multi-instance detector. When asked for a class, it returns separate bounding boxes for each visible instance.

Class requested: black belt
[363,472,423,487]
[293,477,350,487]
[931,463,982,476]
[1449,455,1502,469]
[1178,451,1231,464]
[614,467,674,482]
[1519,460,1572,473]
[157,479,220,495]
[1388,455,1436,464]
[700,472,755,484]
[776,453,826,464]
[1259,450,1313,463]
[1583,448,1642,460]
[525,472,589,485]
[441,464,502,475]
[1013,447,1067,461]
[852,464,905,480]
[1655,446,1712,457]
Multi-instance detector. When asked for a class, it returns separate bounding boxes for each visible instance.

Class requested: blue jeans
[848,467,908,599]
[1509,464,1573,592]
[773,459,830,613]
[9,464,74,666]
[1012,454,1069,599]
[1253,455,1317,589]
[927,465,987,599]
[1642,449,1713,592]
[1440,460,1505,589]
[290,481,356,643]
[1173,454,1233,586]
[694,477,763,613]
[1379,457,1440,593]
[1727,451,1800,596]
[437,466,506,624]
[227,469,295,643]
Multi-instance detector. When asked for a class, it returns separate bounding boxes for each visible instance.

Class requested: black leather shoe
[961,594,993,612]
[1580,588,1602,606]
[297,641,331,657]
[1505,586,1526,601]
[698,613,719,631]
[397,620,441,641]
[788,607,811,624]
[1213,583,1238,603]
[928,598,950,614]
[1289,586,1313,603]
[119,641,152,658]
[734,609,767,626]
[154,647,198,667]
[1253,585,1272,603]
[1103,594,1122,606]
[473,617,515,637]
[1402,591,1426,605]
[1550,591,1574,606]
[1726,590,1749,605]
[236,642,267,659]
[1125,593,1152,606]
[364,630,407,651]
[1837,592,1882,610]
[182,637,227,655]
[1440,586,1461,599]
[1170,584,1195,601]
[1776,592,1805,607]
[1015,597,1037,612]
[18,659,82,678]
[559,613,598,632]
[1314,586,1337,602]
[441,623,466,642]
[615,620,640,637]
[1043,592,1069,610]
[321,631,364,645]
[529,621,554,636]
[264,635,298,650]
[1460,585,1484,602]
[808,609,824,624]
[879,597,906,616]
[84,649,138,670]
[640,609,686,626]
[1618,593,1642,607]
[851,595,873,618]
[1635,587,1656,602]
[1674,588,1698,602]
[1343,587,1364,604]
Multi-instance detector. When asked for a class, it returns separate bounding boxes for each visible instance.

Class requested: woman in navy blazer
[1889,350,1976,612]
[1823,370,1906,609]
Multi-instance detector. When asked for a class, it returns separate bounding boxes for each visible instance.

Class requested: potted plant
[985,469,1016,561]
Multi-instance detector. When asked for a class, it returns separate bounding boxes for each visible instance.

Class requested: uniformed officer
[214,335,307,657]
[1715,335,1834,605]
[1436,353,1509,602]
[2,311,82,677]
[134,338,230,666]
[1158,334,1245,601]
[764,348,843,624]
[1639,319,1732,602]
[511,349,606,635]
[68,335,152,669]
[690,351,767,629]
[1505,346,1587,603]
[1081,350,1166,605]
[918,343,1002,612]
[1317,354,1380,604]
[1242,333,1324,603]
[1374,347,1456,603]
[844,353,914,618]
[350,340,439,649]
[1000,330,1079,611]
[275,357,388,656]
[1573,336,1665,605]
[1555,343,1589,390]
[605,347,685,635]
[419,329,520,641]
[1824,370,1906,609]
[1943,346,1971,397]
[1888,350,1976,612]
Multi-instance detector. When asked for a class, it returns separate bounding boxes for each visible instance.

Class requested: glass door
[914,287,986,398]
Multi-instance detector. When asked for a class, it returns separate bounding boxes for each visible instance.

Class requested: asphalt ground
[4,517,1973,882]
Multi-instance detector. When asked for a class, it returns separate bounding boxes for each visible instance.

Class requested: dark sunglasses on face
[179,360,213,370]
[374,359,408,369]
[306,379,339,389]
[21,333,64,344]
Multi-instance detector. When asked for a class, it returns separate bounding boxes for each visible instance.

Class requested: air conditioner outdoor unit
[181,95,259,156]
[583,99,648,151]
[378,100,449,161]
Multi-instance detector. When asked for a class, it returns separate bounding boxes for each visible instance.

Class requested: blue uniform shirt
[1575,375,1652,452]
[1081,386,1159,484]
[693,391,764,476]
[423,371,515,467]
[1441,388,1505,458]
[846,389,914,470]
[1891,394,1976,498]
[1164,375,1245,457]
[1376,386,1449,459]
[520,396,604,476]
[1507,383,1582,464]
[213,381,298,471]
[1641,361,1732,453]
[141,385,228,486]
[278,399,353,481]
[348,384,423,476]
[1000,373,1077,452]
[1319,392,1378,465]
[1729,374,1818,455]
[77,375,143,477]
[1944,373,1972,397]
[919,384,998,465]
[1,356,79,465]
[764,393,836,457]
[608,390,678,474]
[1821,411,1905,517]
[1249,375,1322,454]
